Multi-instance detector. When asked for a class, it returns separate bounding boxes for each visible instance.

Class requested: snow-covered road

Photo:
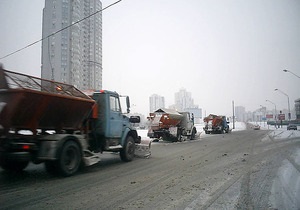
[137,122,300,209]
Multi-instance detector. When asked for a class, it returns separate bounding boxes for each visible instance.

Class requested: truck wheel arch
[120,128,140,146]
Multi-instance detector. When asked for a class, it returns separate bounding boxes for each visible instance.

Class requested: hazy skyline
[0,0,299,117]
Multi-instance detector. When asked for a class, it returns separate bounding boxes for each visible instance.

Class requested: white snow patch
[269,158,300,209]
[249,122,300,141]
[293,148,300,166]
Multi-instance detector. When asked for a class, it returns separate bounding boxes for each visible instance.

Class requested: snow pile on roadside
[249,122,300,140]
[269,149,300,209]
[137,129,149,139]
[231,122,247,131]
[269,129,300,140]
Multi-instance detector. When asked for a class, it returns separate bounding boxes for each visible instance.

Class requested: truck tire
[190,127,196,140]
[225,127,229,133]
[176,129,182,142]
[220,128,224,134]
[0,160,29,172]
[57,141,81,177]
[120,136,135,162]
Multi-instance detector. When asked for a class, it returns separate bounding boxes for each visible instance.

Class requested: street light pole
[266,99,277,128]
[260,105,265,126]
[232,100,235,129]
[274,88,291,121]
[283,69,300,79]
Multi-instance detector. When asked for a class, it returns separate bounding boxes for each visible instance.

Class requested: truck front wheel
[120,136,135,162]
[57,141,81,177]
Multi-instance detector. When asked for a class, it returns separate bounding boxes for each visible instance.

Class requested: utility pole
[275,88,291,121]
[232,100,235,129]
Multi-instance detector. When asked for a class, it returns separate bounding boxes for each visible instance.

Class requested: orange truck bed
[0,67,95,134]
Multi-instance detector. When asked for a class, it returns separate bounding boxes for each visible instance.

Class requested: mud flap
[134,139,151,158]
[83,150,101,166]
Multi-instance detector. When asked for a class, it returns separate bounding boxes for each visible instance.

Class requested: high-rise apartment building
[174,88,195,111]
[172,89,202,123]
[235,106,246,122]
[41,0,102,90]
[149,94,165,113]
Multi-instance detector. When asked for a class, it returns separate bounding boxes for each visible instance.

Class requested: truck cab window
[110,96,121,112]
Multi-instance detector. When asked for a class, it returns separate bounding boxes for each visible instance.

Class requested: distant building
[295,98,300,120]
[235,106,246,122]
[245,111,253,122]
[253,106,267,122]
[149,94,165,113]
[174,88,195,111]
[41,0,102,90]
[173,88,202,123]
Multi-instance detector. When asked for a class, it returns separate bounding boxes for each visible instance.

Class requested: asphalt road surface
[1,127,300,209]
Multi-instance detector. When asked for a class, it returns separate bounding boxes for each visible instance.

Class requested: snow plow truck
[0,67,150,176]
[147,108,197,142]
[203,114,230,134]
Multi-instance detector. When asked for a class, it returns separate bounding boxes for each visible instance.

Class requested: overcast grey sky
[0,0,299,117]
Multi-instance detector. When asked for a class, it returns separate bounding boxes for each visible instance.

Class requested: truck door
[108,95,123,138]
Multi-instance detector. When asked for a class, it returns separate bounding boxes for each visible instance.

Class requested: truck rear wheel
[176,129,182,142]
[0,160,29,172]
[190,127,196,140]
[120,136,135,162]
[57,141,81,177]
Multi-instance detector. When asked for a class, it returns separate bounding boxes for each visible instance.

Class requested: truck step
[107,145,123,150]
[83,150,101,166]
[134,140,151,158]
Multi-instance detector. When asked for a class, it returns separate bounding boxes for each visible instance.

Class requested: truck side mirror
[129,116,140,123]
[126,96,130,113]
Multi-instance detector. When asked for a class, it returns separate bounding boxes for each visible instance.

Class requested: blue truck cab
[90,90,141,161]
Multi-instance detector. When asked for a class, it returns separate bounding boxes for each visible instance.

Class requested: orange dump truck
[147,108,197,142]
[203,114,230,134]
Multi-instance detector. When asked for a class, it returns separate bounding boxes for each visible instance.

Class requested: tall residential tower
[174,88,195,111]
[41,0,102,90]
[149,94,165,113]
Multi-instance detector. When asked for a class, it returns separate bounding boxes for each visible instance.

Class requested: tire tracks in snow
[186,131,300,210]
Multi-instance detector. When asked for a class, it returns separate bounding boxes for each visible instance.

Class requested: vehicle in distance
[203,114,230,134]
[253,124,260,130]
[287,124,297,130]
[147,108,197,142]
